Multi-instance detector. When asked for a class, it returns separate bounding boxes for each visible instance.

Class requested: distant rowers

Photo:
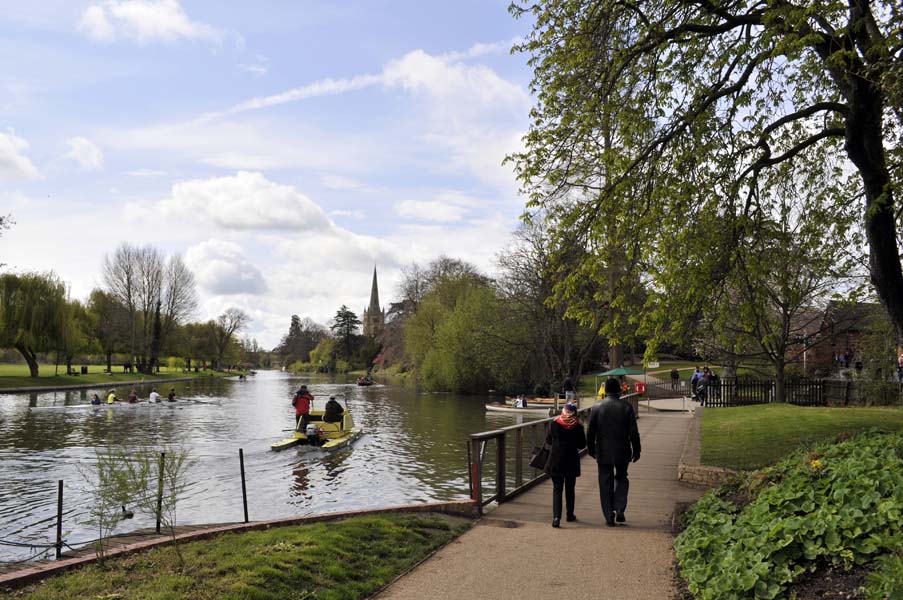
[106,389,118,404]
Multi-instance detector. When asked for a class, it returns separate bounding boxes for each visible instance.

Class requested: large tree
[0,272,71,377]
[211,308,249,368]
[102,244,197,372]
[330,305,362,358]
[511,0,903,347]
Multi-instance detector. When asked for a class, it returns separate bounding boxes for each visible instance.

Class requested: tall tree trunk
[846,78,903,343]
[106,350,112,373]
[609,343,623,369]
[775,359,786,403]
[14,343,39,377]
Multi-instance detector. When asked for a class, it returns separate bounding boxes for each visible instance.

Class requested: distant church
[362,267,385,338]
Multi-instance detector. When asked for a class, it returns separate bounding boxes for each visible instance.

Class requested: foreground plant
[675,431,903,599]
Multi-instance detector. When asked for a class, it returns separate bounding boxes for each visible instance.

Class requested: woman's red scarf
[556,411,579,429]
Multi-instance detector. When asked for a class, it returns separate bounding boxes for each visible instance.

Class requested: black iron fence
[693,378,903,408]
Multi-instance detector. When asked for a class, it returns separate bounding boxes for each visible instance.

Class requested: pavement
[375,412,704,600]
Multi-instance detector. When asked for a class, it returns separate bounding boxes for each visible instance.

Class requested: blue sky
[0,1,535,347]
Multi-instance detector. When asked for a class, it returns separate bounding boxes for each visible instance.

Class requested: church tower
[362,267,385,338]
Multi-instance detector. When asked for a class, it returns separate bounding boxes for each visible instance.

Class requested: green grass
[5,513,472,600]
[0,364,232,390]
[701,403,903,470]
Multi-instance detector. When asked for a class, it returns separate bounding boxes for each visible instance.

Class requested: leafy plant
[676,431,903,599]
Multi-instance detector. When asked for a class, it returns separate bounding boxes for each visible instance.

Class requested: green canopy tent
[594,367,646,400]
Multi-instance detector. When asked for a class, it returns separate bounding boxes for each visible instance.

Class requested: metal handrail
[467,393,639,514]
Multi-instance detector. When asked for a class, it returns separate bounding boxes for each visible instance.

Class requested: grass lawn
[4,513,471,600]
[0,364,231,390]
[701,403,903,470]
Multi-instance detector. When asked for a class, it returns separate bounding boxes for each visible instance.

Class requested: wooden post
[156,452,165,534]
[55,480,63,559]
[466,442,473,497]
[496,432,506,503]
[514,428,523,489]
[470,438,483,515]
[239,448,249,523]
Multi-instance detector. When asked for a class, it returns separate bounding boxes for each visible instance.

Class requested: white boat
[485,403,554,416]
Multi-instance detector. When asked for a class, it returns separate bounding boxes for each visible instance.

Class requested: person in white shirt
[148,388,161,403]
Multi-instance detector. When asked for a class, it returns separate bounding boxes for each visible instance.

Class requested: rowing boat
[271,409,362,451]
[29,400,216,410]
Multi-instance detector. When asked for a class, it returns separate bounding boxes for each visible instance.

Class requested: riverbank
[0,509,474,599]
[0,365,241,394]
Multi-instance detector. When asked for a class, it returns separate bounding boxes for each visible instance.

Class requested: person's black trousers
[597,462,630,522]
[551,474,576,519]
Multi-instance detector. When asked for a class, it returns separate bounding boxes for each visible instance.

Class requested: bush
[675,431,903,599]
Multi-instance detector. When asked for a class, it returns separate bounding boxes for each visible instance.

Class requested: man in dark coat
[586,377,641,526]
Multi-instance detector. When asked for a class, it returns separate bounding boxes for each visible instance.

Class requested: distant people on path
[167,388,176,402]
[90,393,101,405]
[293,385,314,432]
[563,375,576,401]
[898,355,903,382]
[148,388,161,403]
[690,367,702,400]
[545,402,586,528]
[107,389,118,404]
[127,388,139,403]
[587,378,641,527]
[323,396,345,424]
[670,368,679,390]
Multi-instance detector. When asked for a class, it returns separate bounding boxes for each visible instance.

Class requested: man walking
[587,378,641,527]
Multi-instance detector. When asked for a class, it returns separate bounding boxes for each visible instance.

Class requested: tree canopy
[510,0,903,345]
[0,272,71,376]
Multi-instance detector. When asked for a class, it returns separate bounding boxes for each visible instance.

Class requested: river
[0,370,539,563]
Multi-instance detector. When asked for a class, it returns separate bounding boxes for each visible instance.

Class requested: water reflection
[0,371,540,562]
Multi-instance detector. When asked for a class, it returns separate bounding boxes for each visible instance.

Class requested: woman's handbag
[529,443,551,470]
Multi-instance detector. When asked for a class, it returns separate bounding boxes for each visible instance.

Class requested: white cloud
[329,209,366,219]
[395,200,466,222]
[77,0,225,45]
[239,63,267,77]
[158,171,333,231]
[321,174,364,190]
[125,168,167,177]
[184,239,267,295]
[0,130,39,179]
[64,136,104,170]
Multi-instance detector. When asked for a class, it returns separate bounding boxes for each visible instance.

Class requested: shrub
[675,431,903,599]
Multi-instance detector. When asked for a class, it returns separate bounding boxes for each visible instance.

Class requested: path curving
[375,412,704,600]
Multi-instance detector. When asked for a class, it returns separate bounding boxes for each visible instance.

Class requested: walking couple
[544,378,641,528]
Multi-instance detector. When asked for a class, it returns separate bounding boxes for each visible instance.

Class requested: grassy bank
[3,513,472,600]
[676,431,903,599]
[701,403,903,470]
[0,364,234,391]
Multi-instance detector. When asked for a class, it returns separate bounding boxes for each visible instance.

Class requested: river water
[0,370,537,563]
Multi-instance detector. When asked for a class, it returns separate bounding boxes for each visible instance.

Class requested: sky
[0,1,536,349]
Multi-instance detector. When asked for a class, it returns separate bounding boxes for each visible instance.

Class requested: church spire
[368,266,380,315]
[363,266,384,338]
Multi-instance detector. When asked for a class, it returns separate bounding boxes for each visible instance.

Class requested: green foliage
[866,552,903,600]
[0,272,71,375]
[676,432,903,599]
[166,356,186,371]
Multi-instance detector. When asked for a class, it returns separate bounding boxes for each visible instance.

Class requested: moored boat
[485,403,555,416]
[271,404,362,451]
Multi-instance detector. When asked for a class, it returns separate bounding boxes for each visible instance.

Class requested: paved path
[376,412,703,600]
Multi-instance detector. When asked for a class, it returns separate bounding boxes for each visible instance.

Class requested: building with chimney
[362,267,385,338]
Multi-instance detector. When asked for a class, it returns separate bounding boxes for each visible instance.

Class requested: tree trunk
[775,359,786,403]
[845,78,903,344]
[609,343,623,369]
[106,350,112,373]
[14,343,39,377]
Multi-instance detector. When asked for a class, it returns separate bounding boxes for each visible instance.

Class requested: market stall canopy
[598,367,645,376]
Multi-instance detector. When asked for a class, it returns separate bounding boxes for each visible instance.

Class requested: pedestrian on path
[670,368,679,390]
[587,378,641,526]
[562,375,576,401]
[545,402,587,528]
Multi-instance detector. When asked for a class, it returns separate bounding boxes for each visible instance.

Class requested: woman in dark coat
[545,402,587,527]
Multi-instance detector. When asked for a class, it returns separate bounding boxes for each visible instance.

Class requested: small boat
[485,403,555,416]
[271,406,362,451]
[504,395,568,406]
[356,377,374,386]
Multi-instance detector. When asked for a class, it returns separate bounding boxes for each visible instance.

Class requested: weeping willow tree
[509,0,903,352]
[0,272,71,377]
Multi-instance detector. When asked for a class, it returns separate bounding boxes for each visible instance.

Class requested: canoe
[271,409,362,451]
[485,403,554,416]
[503,396,569,406]
[29,400,211,410]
